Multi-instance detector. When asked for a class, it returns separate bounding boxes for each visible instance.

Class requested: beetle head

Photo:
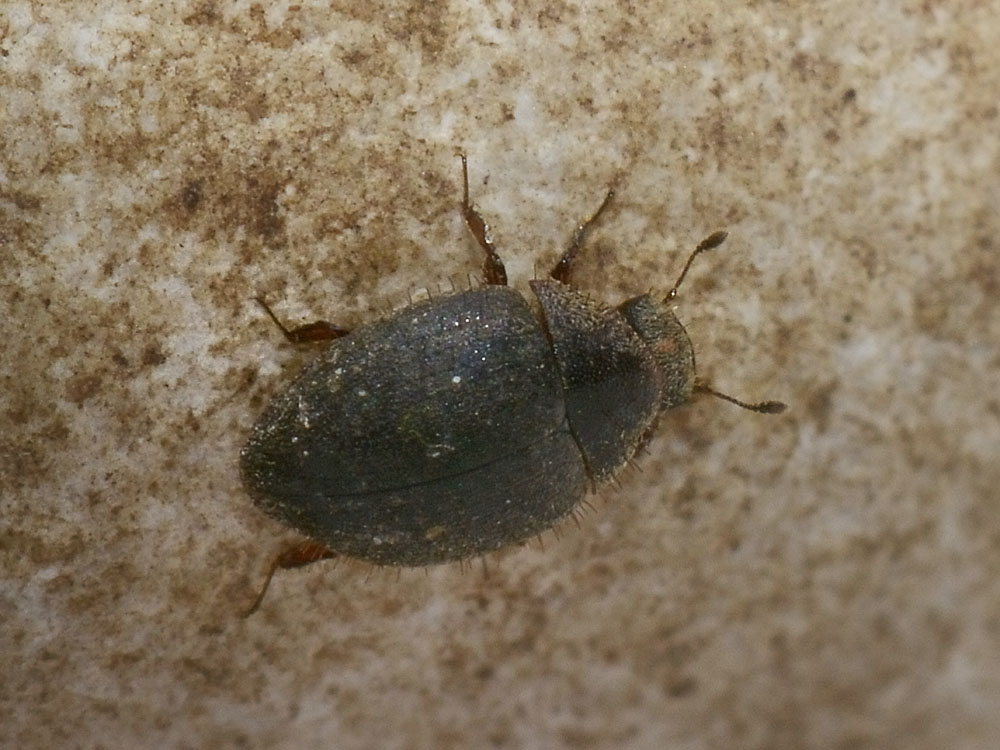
[617,294,695,411]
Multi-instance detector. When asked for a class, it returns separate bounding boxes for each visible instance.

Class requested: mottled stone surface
[2,2,998,748]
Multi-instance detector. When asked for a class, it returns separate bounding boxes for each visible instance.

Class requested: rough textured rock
[2,2,998,748]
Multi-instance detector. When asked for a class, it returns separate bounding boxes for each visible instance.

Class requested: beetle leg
[549,186,615,284]
[693,381,787,414]
[458,153,508,286]
[244,540,337,616]
[253,296,350,344]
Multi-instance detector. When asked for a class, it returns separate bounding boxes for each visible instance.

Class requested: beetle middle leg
[253,296,350,344]
[549,186,615,284]
[459,153,508,286]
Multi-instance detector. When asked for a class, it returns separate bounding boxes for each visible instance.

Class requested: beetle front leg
[549,186,615,284]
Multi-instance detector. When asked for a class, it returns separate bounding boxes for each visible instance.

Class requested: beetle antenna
[665,230,728,301]
[694,382,786,414]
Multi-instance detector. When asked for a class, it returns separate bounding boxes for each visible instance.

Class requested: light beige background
[2,2,998,748]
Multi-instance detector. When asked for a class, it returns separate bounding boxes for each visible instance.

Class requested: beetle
[240,154,785,613]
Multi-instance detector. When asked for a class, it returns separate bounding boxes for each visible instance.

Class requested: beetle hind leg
[253,296,350,344]
[243,540,337,616]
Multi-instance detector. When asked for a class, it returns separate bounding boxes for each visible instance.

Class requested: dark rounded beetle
[240,155,785,613]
